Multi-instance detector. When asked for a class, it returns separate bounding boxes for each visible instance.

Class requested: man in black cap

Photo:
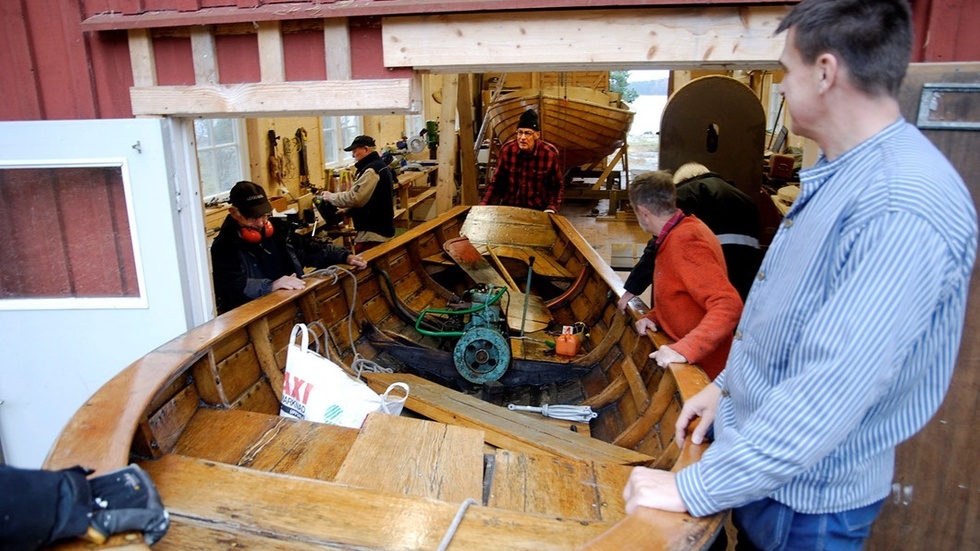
[319,135,396,252]
[480,108,564,213]
[211,180,365,314]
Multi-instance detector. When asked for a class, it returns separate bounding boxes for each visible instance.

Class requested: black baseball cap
[229,181,273,218]
[343,135,376,151]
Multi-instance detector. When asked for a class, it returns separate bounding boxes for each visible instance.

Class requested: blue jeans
[731,497,884,551]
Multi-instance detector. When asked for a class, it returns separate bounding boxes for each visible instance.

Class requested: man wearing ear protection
[211,180,366,314]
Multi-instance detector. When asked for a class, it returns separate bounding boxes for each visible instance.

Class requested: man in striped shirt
[623,1,978,549]
[480,108,564,213]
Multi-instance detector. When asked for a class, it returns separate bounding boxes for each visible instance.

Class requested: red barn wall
[0,0,978,121]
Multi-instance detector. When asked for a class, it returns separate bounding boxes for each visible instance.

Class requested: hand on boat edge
[675,383,721,449]
[651,344,687,368]
[623,467,687,515]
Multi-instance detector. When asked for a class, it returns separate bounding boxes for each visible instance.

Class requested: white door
[0,118,203,467]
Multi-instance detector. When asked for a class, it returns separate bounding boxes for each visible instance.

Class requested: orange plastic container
[555,326,580,357]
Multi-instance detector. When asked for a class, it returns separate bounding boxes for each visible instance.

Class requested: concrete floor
[559,197,653,307]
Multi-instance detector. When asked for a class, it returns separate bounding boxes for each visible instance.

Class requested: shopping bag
[279,323,408,429]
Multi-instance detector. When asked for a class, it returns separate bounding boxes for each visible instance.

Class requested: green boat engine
[454,286,510,384]
[415,284,511,384]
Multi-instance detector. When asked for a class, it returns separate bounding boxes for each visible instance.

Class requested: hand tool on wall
[267,129,283,187]
[296,127,311,190]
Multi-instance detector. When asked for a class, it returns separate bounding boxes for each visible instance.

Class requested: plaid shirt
[481,139,564,211]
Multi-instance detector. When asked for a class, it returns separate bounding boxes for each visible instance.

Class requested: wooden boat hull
[44,206,722,550]
[485,86,634,175]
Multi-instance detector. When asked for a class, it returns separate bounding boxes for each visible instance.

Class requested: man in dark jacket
[320,135,396,252]
[211,180,365,314]
[619,162,762,311]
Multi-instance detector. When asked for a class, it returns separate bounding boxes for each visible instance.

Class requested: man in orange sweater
[629,170,743,380]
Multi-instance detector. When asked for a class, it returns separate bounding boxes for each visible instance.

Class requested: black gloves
[86,464,170,545]
[0,463,169,550]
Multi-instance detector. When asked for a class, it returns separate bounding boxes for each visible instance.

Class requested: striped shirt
[676,119,977,517]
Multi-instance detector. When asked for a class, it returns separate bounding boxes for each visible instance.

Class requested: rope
[436,498,478,551]
[303,265,392,379]
[239,421,285,466]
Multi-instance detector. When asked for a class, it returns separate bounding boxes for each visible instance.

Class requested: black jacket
[624,173,763,300]
[211,215,351,314]
[349,151,396,239]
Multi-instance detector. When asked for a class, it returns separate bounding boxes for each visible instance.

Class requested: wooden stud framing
[323,17,352,80]
[127,29,157,87]
[190,26,219,85]
[257,21,285,83]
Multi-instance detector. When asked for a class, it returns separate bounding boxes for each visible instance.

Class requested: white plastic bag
[280,323,408,429]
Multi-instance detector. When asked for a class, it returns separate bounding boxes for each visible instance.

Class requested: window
[194,118,248,199]
[321,116,363,166]
[0,164,144,308]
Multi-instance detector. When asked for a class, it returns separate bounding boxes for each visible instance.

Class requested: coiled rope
[304,265,392,379]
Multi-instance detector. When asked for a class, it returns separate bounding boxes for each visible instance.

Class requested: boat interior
[46,205,722,550]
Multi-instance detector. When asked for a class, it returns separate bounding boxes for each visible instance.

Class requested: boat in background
[44,206,722,550]
[484,86,635,176]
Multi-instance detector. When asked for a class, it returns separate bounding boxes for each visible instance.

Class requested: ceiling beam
[383,6,789,72]
[130,79,416,118]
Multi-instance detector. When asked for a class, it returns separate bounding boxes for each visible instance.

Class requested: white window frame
[321,115,363,168]
[194,118,250,201]
[0,159,148,311]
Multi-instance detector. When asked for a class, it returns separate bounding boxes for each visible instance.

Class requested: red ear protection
[239,219,274,243]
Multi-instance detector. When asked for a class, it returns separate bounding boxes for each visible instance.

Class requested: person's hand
[479,201,488,206]
[544,208,556,214]
[618,291,636,313]
[346,254,367,270]
[272,273,305,291]
[650,344,687,368]
[622,467,687,515]
[320,190,335,204]
[635,316,657,335]
[675,383,722,449]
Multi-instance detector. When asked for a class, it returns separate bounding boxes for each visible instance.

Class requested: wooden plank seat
[141,454,617,550]
[362,372,655,466]
[173,407,359,481]
[333,413,485,503]
[487,449,631,523]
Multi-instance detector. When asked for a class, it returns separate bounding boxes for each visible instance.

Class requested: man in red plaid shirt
[480,109,564,213]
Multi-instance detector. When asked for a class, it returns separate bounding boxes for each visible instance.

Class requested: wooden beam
[362,372,654,466]
[457,73,479,205]
[130,79,415,117]
[435,74,458,213]
[256,21,285,82]
[127,29,157,87]
[323,18,351,80]
[190,26,218,85]
[383,6,789,72]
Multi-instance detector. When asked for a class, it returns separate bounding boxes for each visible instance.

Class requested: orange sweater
[645,216,743,379]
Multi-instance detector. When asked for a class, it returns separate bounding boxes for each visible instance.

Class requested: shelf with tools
[392,165,438,229]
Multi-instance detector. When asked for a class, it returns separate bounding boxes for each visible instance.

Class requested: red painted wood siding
[0,0,977,122]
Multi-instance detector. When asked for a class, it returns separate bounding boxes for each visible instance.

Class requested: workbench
[393,165,438,229]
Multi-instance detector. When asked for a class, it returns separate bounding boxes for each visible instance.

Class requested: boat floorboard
[173,407,358,481]
[364,372,655,466]
[140,454,615,551]
[488,449,630,522]
[334,412,485,503]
